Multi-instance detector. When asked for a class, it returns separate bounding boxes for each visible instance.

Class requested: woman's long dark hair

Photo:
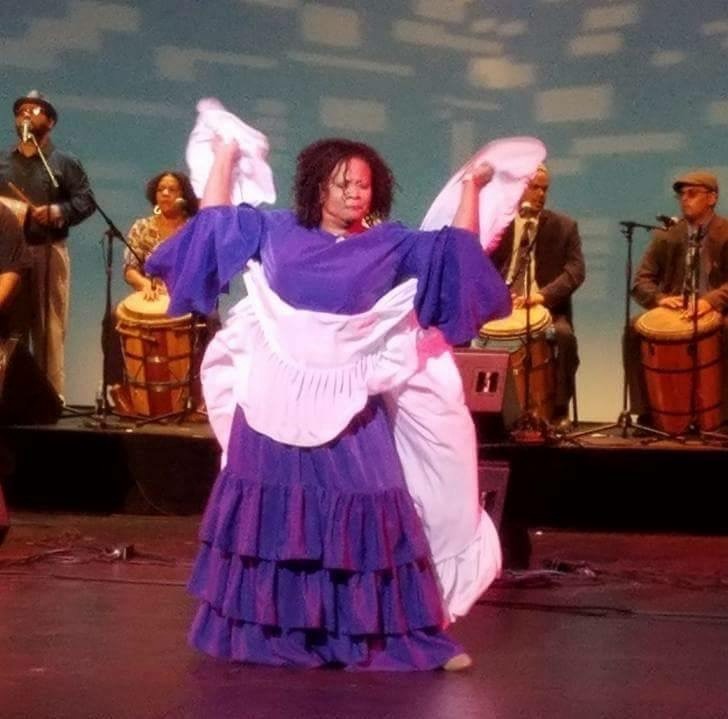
[145,170,199,216]
[293,138,395,228]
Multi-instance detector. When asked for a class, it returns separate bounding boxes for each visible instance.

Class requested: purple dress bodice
[146,205,510,344]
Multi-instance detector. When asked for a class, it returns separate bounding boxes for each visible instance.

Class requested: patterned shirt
[124,216,166,273]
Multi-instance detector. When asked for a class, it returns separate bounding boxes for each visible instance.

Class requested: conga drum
[115,292,197,417]
[635,307,723,434]
[478,305,556,422]
[0,196,29,230]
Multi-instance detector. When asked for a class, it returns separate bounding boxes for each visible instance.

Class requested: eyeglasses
[15,104,43,118]
[676,187,714,199]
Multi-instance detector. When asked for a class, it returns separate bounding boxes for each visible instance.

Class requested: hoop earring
[153,204,162,216]
[363,212,382,228]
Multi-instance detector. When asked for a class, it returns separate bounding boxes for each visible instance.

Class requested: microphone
[21,119,32,143]
[656,214,678,229]
[174,197,186,208]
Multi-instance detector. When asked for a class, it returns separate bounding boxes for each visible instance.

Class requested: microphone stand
[510,218,551,444]
[82,200,148,429]
[565,220,671,444]
[681,226,728,444]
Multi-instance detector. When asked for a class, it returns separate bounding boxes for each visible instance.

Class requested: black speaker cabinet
[452,347,520,439]
[0,336,62,425]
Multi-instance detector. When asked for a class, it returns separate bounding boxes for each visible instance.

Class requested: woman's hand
[211,134,242,162]
[452,162,494,234]
[202,135,241,208]
[462,162,494,190]
[141,277,160,301]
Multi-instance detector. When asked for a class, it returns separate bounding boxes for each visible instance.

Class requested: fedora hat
[13,90,58,123]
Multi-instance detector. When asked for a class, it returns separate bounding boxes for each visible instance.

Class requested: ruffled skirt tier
[188,399,461,670]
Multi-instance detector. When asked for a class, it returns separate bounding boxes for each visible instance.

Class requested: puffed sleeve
[145,204,264,316]
[399,226,512,345]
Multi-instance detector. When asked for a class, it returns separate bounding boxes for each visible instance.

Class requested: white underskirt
[201,261,501,621]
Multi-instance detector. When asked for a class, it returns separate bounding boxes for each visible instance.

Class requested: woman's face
[155,174,184,216]
[320,157,372,230]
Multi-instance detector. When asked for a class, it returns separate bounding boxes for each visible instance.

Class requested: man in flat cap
[0,90,95,400]
[629,169,728,428]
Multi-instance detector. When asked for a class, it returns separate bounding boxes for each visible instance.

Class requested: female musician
[109,171,202,415]
[123,171,199,299]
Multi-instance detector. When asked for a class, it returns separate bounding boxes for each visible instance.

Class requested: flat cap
[672,170,718,193]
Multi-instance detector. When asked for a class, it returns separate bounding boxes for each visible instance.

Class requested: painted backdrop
[1,0,726,418]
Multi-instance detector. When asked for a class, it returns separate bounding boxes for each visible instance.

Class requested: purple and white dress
[147,205,510,670]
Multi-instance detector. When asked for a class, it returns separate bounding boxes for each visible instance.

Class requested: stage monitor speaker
[0,336,62,426]
[478,459,509,531]
[452,347,519,438]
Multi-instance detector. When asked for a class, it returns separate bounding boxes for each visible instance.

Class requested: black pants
[551,313,579,413]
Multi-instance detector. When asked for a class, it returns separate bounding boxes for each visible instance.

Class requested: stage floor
[2,512,727,718]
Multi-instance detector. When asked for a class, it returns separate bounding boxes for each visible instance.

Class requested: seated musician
[629,170,728,425]
[108,171,202,415]
[488,164,586,431]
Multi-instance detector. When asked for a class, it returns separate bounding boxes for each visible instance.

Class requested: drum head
[635,306,721,341]
[480,305,551,339]
[116,291,191,324]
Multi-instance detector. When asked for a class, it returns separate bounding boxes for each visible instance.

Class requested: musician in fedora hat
[0,90,95,399]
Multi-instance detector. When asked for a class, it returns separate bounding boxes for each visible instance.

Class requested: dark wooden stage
[3,409,728,533]
[2,411,728,717]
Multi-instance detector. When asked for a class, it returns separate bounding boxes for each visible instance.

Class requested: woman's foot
[443,652,473,671]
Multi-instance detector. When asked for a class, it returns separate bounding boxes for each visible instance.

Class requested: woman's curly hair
[293,138,396,228]
[145,170,199,216]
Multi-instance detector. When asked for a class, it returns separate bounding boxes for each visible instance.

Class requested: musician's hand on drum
[658,296,684,311]
[31,203,63,227]
[141,278,160,301]
[462,161,494,190]
[681,297,712,319]
[513,293,544,309]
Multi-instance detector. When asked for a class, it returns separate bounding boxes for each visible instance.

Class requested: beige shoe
[443,652,473,671]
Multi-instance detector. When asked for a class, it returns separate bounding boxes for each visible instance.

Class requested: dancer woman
[147,137,511,670]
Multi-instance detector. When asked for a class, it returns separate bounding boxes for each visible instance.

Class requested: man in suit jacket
[629,170,728,423]
[489,165,586,430]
